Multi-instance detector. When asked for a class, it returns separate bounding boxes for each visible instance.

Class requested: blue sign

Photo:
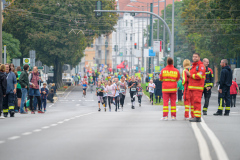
[101,64,104,67]
[149,49,156,56]
[230,59,236,65]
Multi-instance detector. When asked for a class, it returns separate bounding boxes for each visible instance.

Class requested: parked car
[233,68,240,89]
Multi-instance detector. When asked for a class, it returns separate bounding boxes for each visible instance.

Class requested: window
[131,20,133,27]
[130,34,132,41]
[126,20,128,26]
[126,34,127,41]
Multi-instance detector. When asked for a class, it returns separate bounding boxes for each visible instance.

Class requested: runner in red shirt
[230,80,239,107]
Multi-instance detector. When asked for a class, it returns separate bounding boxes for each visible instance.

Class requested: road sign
[153,41,161,52]
[149,49,156,57]
[23,58,30,66]
[141,67,144,72]
[155,66,161,72]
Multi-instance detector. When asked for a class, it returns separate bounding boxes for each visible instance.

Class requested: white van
[233,68,240,87]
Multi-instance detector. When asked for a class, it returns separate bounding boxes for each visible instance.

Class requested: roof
[118,0,181,17]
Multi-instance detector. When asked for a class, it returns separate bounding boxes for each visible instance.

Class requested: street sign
[153,41,161,53]
[23,58,30,66]
[230,59,236,65]
[135,49,141,57]
[141,67,144,72]
[119,52,123,57]
[149,49,156,57]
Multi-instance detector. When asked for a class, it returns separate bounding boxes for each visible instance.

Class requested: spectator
[118,72,122,81]
[74,75,78,86]
[3,63,17,117]
[154,74,162,104]
[19,64,29,114]
[177,77,184,101]
[51,83,57,97]
[29,66,44,114]
[16,66,22,111]
[9,64,19,113]
[0,64,7,119]
[41,83,49,112]
[145,73,150,92]
[230,80,239,107]
[47,89,54,103]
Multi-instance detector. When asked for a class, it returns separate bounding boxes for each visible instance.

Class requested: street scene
[0,0,240,160]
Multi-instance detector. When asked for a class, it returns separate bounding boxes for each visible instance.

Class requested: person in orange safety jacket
[160,57,180,121]
[185,53,206,122]
[182,59,194,120]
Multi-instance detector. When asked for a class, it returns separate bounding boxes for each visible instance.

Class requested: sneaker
[38,110,44,114]
[171,116,176,121]
[20,112,28,114]
[132,106,135,109]
[203,111,207,115]
[0,116,5,119]
[15,110,19,113]
[139,103,141,107]
[161,117,168,121]
[44,109,46,112]
[184,117,190,120]
[109,109,111,112]
[104,108,106,112]
[31,111,35,114]
[152,101,153,105]
[98,108,101,112]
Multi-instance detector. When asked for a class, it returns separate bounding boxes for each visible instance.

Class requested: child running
[82,78,88,98]
[119,76,127,111]
[96,81,105,112]
[137,83,143,107]
[147,79,155,105]
[106,80,114,112]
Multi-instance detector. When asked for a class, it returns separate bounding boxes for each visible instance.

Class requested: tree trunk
[54,57,63,88]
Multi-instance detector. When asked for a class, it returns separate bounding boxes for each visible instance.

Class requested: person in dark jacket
[154,74,162,104]
[214,59,232,116]
[19,64,29,114]
[145,74,150,92]
[0,64,7,119]
[3,64,17,117]
[47,89,54,103]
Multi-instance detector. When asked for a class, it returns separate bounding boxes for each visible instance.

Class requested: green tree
[2,31,21,63]
[3,0,118,86]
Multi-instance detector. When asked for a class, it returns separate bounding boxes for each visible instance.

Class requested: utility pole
[141,7,144,72]
[171,0,174,59]
[149,3,153,73]
[115,25,117,71]
[138,16,140,72]
[0,1,2,64]
[157,0,160,66]
[163,0,166,57]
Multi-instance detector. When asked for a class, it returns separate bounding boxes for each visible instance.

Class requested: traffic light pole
[94,9,174,63]
[149,3,153,74]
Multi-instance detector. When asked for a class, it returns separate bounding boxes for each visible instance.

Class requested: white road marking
[42,126,50,129]
[58,121,64,124]
[191,123,212,160]
[64,119,70,121]
[22,132,32,136]
[70,117,75,120]
[8,136,20,140]
[0,141,5,144]
[201,118,229,160]
[33,129,42,132]
[85,100,94,101]
[64,87,75,99]
[72,100,75,101]
[49,104,54,108]
[60,100,69,102]
[79,100,82,101]
[50,124,58,127]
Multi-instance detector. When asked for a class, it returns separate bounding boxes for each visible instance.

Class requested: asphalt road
[0,86,239,160]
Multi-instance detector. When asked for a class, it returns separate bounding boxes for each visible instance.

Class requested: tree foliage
[3,0,118,86]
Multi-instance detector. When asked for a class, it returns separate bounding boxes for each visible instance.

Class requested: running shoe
[152,101,153,105]
[98,108,101,112]
[20,112,28,114]
[104,107,106,112]
[171,116,176,121]
[0,116,5,119]
[44,109,46,112]
[109,109,111,112]
[161,117,168,121]
[184,117,190,120]
[31,111,35,114]
[38,110,44,114]
[139,103,141,107]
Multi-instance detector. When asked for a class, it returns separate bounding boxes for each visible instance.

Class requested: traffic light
[134,43,137,49]
[95,1,102,17]
[167,43,170,51]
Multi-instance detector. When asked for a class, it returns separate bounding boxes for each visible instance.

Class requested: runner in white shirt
[147,79,155,105]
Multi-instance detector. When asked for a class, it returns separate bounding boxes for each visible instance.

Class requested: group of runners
[79,74,157,112]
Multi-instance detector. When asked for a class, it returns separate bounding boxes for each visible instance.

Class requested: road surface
[0,86,239,160]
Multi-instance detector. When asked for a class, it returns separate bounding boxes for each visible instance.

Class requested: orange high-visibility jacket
[160,64,180,93]
[189,60,206,91]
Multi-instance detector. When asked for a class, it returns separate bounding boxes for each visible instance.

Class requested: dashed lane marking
[33,129,42,132]
[8,136,20,140]
[22,132,32,136]
[85,100,94,101]
[60,100,69,102]
[50,124,58,127]
[42,126,50,129]
[58,121,64,124]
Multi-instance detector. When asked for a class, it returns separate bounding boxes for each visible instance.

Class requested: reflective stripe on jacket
[204,67,214,88]
[189,60,206,91]
[160,64,180,93]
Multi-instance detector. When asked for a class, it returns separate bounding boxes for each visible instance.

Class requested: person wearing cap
[182,59,194,120]
[41,83,49,112]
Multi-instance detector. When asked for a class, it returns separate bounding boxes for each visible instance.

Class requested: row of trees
[3,0,118,86]
[151,0,239,76]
